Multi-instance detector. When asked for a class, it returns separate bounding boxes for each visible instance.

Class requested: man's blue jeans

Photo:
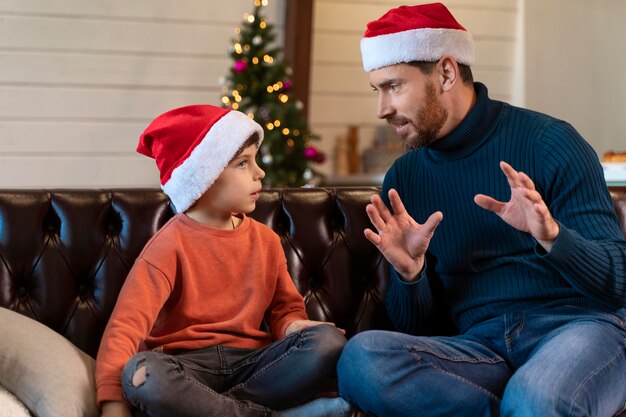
[338,305,626,417]
[122,324,346,417]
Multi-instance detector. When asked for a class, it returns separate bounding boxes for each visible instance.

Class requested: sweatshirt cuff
[96,384,127,409]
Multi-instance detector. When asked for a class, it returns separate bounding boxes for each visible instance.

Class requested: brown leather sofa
[1,186,625,415]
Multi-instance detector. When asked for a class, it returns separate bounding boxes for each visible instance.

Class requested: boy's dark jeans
[122,324,346,417]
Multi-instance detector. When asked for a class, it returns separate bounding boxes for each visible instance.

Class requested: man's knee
[502,369,561,416]
[337,331,391,395]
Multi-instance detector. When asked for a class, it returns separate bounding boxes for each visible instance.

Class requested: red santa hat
[137,104,264,213]
[360,2,474,72]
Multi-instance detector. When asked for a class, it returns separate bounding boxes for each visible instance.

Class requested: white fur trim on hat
[360,27,474,72]
[162,111,263,213]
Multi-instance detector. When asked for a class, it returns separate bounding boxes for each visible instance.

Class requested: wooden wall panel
[0,52,229,89]
[0,0,523,186]
[0,0,284,188]
[0,156,158,187]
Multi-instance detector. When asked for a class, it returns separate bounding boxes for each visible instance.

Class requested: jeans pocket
[406,341,506,365]
[562,305,626,331]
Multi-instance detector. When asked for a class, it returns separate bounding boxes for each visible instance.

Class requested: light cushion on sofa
[0,307,98,417]
[0,383,31,417]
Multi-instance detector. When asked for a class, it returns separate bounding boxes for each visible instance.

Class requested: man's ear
[437,55,459,92]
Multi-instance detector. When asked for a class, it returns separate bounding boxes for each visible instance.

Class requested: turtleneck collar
[425,82,503,162]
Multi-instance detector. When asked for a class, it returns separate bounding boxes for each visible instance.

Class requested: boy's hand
[101,401,133,417]
[285,320,345,336]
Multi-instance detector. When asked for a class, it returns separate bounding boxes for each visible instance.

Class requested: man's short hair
[408,61,474,86]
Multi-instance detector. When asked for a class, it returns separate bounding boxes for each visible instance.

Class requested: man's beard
[388,81,448,150]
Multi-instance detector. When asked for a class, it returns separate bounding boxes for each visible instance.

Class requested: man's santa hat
[137,104,264,213]
[360,2,474,72]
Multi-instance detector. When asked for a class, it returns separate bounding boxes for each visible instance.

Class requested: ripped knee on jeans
[132,360,147,387]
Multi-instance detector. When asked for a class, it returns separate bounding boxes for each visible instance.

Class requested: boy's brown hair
[229,133,261,164]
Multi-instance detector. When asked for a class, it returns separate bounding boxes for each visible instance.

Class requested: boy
[96,105,352,417]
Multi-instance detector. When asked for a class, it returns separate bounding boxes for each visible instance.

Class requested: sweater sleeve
[381,161,436,334]
[537,121,626,308]
[264,237,308,339]
[95,259,172,407]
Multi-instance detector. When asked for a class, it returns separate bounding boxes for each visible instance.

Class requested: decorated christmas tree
[220,0,324,187]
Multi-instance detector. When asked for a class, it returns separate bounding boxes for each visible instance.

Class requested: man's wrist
[536,220,560,252]
[397,258,425,282]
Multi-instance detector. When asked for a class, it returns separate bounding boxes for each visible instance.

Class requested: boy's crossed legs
[122,324,351,417]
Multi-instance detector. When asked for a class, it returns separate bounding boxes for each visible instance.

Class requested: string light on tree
[220,0,324,187]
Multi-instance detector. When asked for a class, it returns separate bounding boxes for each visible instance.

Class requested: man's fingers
[500,161,521,189]
[364,228,382,245]
[518,171,536,191]
[421,211,443,238]
[365,204,387,232]
[370,194,392,222]
[388,189,408,216]
[474,194,506,214]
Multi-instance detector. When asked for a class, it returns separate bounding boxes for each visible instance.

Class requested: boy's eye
[237,160,248,168]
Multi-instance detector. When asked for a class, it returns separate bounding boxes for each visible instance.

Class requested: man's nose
[376,95,393,120]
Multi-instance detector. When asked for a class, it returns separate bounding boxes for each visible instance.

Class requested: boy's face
[195,144,265,215]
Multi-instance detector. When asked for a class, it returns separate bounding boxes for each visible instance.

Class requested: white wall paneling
[524,0,626,159]
[2,0,623,186]
[0,0,284,187]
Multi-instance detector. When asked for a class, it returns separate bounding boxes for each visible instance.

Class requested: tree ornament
[252,35,262,45]
[259,106,270,120]
[233,60,248,73]
[304,146,318,159]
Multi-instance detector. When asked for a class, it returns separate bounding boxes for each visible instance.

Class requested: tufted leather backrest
[1,187,625,358]
[0,187,390,357]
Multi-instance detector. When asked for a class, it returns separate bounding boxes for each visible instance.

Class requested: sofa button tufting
[78,284,89,296]
[17,286,27,297]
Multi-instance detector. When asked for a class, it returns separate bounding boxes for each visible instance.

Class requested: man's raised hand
[474,161,559,251]
[364,189,443,282]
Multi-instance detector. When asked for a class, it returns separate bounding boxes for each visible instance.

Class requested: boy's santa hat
[137,105,263,213]
[360,2,474,72]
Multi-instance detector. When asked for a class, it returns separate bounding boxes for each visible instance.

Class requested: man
[337,3,626,417]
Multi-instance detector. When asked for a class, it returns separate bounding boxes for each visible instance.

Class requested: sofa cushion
[0,383,31,417]
[0,307,98,417]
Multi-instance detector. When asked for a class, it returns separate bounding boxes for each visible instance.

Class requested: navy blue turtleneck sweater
[383,83,626,333]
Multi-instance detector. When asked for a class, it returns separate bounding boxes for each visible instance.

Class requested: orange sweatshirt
[95,214,308,406]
